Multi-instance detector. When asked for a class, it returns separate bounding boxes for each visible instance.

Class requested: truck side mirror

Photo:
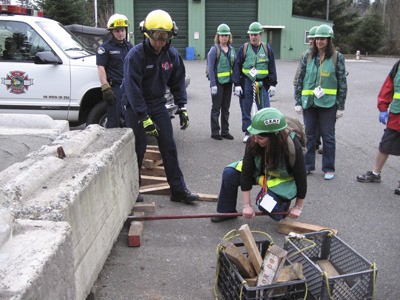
[34,51,62,65]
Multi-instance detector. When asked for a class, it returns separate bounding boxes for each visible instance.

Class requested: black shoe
[357,171,381,183]
[170,189,199,204]
[211,134,222,140]
[211,216,237,223]
[136,193,144,202]
[221,133,234,140]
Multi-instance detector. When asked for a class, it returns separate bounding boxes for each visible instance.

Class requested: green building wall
[113,0,332,60]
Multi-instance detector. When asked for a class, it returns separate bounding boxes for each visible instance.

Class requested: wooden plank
[257,244,287,286]
[144,149,162,161]
[278,219,338,235]
[140,166,166,177]
[277,263,304,282]
[197,193,218,202]
[141,175,167,186]
[132,202,156,213]
[238,224,263,274]
[143,159,163,169]
[244,277,257,287]
[316,260,340,277]
[146,145,159,150]
[220,240,257,278]
[128,213,144,247]
[139,183,170,195]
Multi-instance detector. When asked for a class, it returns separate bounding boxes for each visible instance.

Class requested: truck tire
[86,101,107,127]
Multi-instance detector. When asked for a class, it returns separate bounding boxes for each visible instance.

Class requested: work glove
[379,111,389,125]
[210,86,218,96]
[234,86,243,97]
[101,83,115,105]
[294,105,303,115]
[268,86,276,98]
[176,107,189,130]
[141,116,159,137]
[336,110,344,119]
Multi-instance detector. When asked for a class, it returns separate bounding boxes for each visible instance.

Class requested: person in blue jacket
[96,14,133,128]
[121,9,198,204]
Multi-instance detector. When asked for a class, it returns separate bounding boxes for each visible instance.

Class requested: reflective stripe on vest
[390,68,400,113]
[267,176,294,188]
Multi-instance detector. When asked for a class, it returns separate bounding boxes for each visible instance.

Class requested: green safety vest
[301,56,337,109]
[228,149,297,200]
[242,44,269,82]
[391,67,400,113]
[216,46,235,84]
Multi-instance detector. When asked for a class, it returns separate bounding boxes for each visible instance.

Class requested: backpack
[243,42,268,58]
[285,116,307,168]
[205,44,221,80]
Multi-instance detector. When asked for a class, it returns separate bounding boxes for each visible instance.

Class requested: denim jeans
[124,100,187,194]
[211,82,232,136]
[216,167,289,220]
[239,77,270,133]
[303,105,337,173]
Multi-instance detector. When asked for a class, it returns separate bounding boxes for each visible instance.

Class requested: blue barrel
[185,47,195,60]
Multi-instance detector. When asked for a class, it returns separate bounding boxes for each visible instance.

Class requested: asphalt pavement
[92,56,400,300]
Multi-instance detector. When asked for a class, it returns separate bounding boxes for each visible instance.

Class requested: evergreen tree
[35,0,90,25]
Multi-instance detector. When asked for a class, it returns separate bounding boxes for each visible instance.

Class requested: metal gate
[133,0,188,57]
[205,0,257,54]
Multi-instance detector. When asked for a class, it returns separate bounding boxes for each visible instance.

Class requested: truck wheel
[86,101,107,127]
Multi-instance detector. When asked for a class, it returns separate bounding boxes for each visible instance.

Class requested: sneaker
[210,216,237,223]
[394,182,400,195]
[221,133,234,140]
[356,171,381,183]
[324,172,335,180]
[211,134,222,140]
[243,133,250,143]
[170,189,199,204]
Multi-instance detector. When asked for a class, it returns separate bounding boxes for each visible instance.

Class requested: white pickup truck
[0,7,110,126]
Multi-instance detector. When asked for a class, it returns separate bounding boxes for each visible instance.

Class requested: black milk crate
[217,240,307,300]
[284,231,377,300]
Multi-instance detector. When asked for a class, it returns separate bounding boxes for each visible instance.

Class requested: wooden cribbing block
[257,244,287,286]
[132,202,156,213]
[278,219,338,235]
[277,263,304,282]
[197,193,218,202]
[144,149,162,161]
[140,166,166,177]
[141,175,167,186]
[244,277,257,287]
[139,183,170,195]
[219,239,256,278]
[238,224,263,274]
[143,159,163,169]
[128,212,144,247]
[146,145,159,150]
[316,260,340,277]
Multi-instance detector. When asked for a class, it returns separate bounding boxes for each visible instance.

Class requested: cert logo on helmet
[2,70,34,94]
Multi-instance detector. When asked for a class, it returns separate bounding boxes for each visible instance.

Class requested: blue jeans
[239,77,270,133]
[303,105,337,173]
[106,85,123,128]
[211,82,232,136]
[124,100,187,194]
[216,167,289,220]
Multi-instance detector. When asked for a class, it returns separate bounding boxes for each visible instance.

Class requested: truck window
[0,20,51,62]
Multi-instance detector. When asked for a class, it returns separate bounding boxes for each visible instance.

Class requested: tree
[35,0,90,25]
[350,9,385,54]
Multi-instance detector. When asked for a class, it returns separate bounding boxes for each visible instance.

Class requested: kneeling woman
[212,108,307,222]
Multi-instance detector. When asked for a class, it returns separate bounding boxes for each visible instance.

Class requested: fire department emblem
[162,62,173,71]
[1,71,34,94]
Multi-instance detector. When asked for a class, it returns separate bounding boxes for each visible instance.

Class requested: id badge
[249,67,258,78]
[259,194,277,213]
[313,86,325,98]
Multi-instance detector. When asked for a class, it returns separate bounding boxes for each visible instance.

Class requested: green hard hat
[314,24,334,38]
[307,26,318,39]
[217,23,231,35]
[247,22,263,34]
[247,108,287,135]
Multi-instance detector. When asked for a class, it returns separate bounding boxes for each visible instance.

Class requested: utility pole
[326,0,330,21]
[94,0,98,27]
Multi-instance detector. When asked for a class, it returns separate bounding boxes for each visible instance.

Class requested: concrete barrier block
[0,219,74,300]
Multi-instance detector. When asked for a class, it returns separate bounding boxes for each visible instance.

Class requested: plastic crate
[284,231,377,300]
[216,240,307,300]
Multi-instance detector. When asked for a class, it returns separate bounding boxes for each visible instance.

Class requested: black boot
[170,189,199,204]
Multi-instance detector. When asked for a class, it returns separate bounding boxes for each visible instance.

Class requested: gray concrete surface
[93,57,400,299]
